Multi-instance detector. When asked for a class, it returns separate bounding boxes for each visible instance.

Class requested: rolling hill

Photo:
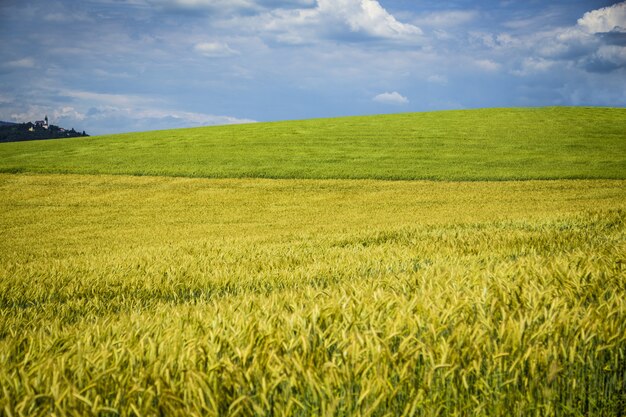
[0,106,624,180]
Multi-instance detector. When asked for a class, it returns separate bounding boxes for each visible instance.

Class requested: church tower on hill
[34,115,49,129]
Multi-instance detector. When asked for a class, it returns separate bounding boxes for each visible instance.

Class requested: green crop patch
[1,107,624,180]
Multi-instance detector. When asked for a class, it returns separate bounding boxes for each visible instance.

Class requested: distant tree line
[0,122,89,143]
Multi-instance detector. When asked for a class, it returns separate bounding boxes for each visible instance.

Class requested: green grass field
[1,107,625,416]
[1,107,625,180]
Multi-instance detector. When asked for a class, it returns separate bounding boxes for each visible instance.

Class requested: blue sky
[1,0,625,135]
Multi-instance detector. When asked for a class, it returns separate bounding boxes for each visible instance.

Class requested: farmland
[1,107,625,416]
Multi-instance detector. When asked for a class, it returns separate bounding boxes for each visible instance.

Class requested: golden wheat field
[1,174,625,416]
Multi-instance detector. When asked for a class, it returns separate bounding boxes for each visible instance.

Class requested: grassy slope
[0,107,625,180]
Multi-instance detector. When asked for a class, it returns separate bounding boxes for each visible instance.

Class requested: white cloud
[89,106,255,126]
[232,0,422,44]
[373,91,408,104]
[473,59,500,72]
[44,11,92,23]
[93,68,132,79]
[194,42,239,57]
[535,27,595,60]
[5,58,36,69]
[469,31,497,48]
[60,90,161,108]
[7,105,83,127]
[427,74,448,85]
[54,106,87,122]
[481,3,626,77]
[595,44,626,64]
[145,0,317,12]
[206,0,424,42]
[512,3,626,73]
[146,0,257,12]
[413,10,478,29]
[52,89,255,133]
[317,0,422,40]
[469,31,521,49]
[84,107,256,134]
[149,110,255,126]
[577,1,626,33]
[511,58,556,76]
[7,103,255,135]
[583,44,626,72]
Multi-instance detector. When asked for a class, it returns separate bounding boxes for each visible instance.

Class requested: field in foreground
[1,174,625,416]
[0,107,625,180]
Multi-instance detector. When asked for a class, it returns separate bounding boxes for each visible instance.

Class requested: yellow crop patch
[1,174,625,416]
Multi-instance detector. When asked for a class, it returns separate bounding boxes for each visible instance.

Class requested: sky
[0,0,625,135]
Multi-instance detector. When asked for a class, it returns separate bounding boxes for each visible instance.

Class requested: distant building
[34,115,49,129]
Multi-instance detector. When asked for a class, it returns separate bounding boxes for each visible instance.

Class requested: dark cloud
[597,31,626,45]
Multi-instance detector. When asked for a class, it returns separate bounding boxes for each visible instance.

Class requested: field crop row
[1,174,625,416]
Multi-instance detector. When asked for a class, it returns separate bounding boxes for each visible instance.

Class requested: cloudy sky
[1,0,625,135]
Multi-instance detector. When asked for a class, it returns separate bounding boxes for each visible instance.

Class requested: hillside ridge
[0,106,624,181]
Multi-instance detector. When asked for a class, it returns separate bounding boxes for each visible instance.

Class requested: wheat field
[1,174,625,416]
